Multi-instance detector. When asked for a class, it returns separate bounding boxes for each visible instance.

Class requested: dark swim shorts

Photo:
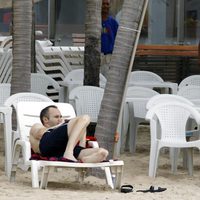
[39,123,85,158]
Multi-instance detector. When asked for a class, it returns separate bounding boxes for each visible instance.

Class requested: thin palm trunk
[11,0,33,94]
[95,0,149,158]
[84,0,101,86]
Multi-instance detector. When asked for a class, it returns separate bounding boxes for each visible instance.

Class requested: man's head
[40,105,63,127]
[102,0,110,18]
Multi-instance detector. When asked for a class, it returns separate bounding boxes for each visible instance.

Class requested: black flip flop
[120,184,133,193]
[137,186,167,193]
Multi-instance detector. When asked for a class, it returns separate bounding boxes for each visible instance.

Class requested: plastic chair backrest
[178,75,200,89]
[129,71,164,83]
[69,86,104,122]
[177,85,200,100]
[146,94,194,110]
[146,102,200,142]
[17,102,76,142]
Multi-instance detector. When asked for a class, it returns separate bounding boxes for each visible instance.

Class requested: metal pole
[177,0,184,44]
[48,0,56,43]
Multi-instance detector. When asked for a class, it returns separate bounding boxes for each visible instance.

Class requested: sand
[1,125,200,200]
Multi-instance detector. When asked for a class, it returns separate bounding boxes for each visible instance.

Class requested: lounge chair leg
[186,148,193,176]
[31,160,40,188]
[104,167,114,189]
[76,168,87,182]
[112,165,123,190]
[10,144,21,182]
[40,166,50,189]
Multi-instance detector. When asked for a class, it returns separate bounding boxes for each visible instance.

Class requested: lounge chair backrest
[17,102,76,141]
[4,92,53,110]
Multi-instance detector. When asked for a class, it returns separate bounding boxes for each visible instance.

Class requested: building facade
[0,0,200,45]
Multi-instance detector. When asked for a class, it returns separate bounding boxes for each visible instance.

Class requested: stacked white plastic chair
[69,85,104,123]
[11,101,124,189]
[146,102,200,177]
[35,40,84,85]
[117,86,159,155]
[0,36,13,83]
[62,69,107,102]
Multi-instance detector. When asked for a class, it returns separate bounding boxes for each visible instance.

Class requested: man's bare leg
[63,115,90,161]
[67,116,87,147]
[78,148,109,163]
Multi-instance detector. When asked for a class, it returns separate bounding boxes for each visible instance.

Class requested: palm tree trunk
[95,0,149,158]
[11,0,33,94]
[84,0,101,86]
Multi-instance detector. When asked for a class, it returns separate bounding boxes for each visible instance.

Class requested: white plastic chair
[4,92,53,177]
[31,73,62,102]
[11,101,124,189]
[146,94,196,174]
[61,69,107,102]
[146,94,194,110]
[178,75,200,89]
[69,86,104,122]
[118,86,159,154]
[146,102,200,178]
[0,83,11,176]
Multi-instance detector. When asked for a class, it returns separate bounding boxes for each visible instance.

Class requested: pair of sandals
[120,185,167,193]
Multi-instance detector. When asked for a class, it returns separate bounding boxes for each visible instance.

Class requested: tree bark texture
[95,0,148,158]
[11,0,33,94]
[84,0,101,87]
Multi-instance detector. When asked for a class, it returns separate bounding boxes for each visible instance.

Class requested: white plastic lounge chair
[11,101,124,189]
[4,92,53,177]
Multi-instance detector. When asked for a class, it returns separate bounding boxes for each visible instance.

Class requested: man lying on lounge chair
[29,105,108,163]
